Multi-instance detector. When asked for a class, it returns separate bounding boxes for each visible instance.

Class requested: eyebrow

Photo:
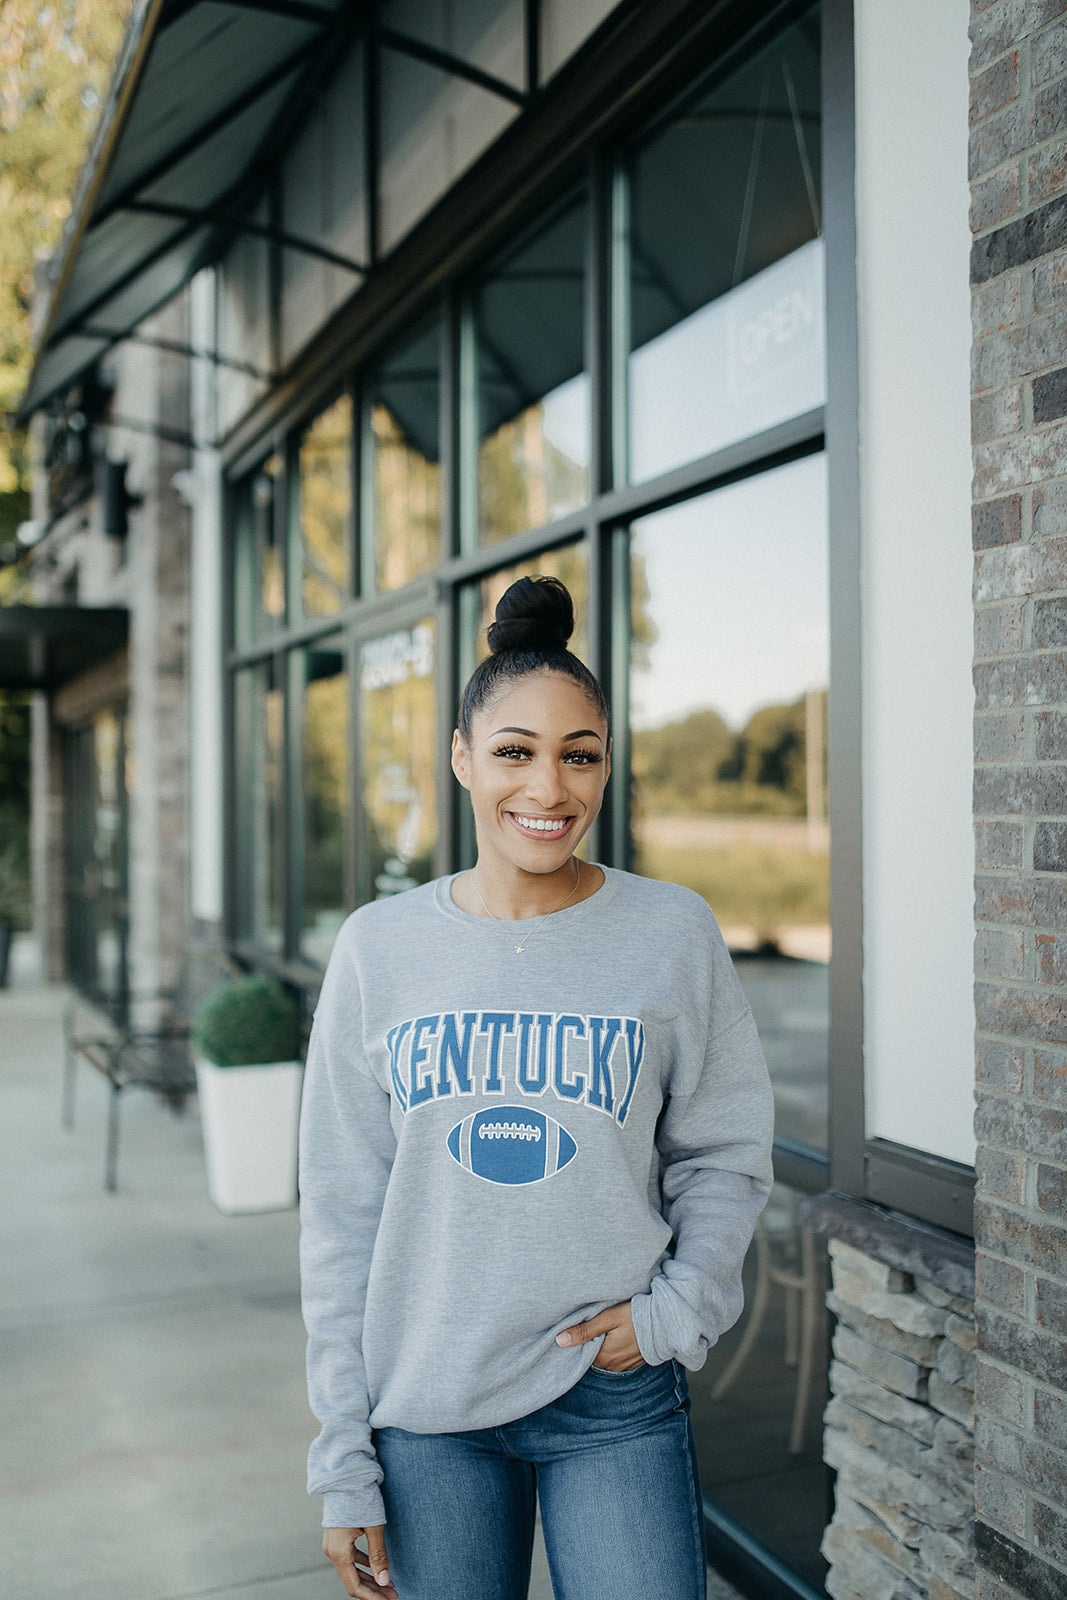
[489,726,603,742]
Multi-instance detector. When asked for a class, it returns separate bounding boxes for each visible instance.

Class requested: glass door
[64,709,129,1017]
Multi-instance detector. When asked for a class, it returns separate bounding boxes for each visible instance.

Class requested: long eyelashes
[489,744,603,766]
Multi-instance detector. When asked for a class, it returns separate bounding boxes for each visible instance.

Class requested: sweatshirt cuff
[630,1279,712,1371]
[629,1290,666,1367]
[323,1487,387,1530]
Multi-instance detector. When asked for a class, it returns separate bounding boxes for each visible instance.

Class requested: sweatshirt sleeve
[299,926,397,1528]
[628,972,775,1372]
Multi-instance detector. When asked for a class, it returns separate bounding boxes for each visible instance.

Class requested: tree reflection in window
[477,195,589,544]
[358,621,438,901]
[303,646,349,965]
[299,395,352,617]
[371,322,442,592]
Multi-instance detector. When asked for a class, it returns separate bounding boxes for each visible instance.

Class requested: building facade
[13,2,1067,1598]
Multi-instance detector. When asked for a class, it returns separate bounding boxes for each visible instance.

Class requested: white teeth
[515,816,567,832]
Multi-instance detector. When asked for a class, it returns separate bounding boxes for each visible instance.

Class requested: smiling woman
[299,574,774,1600]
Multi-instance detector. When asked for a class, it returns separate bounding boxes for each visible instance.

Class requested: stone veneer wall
[821,1239,976,1600]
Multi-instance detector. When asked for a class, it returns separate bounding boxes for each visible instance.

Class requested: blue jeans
[374,1360,706,1600]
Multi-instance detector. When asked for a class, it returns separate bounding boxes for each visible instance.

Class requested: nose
[522,756,569,810]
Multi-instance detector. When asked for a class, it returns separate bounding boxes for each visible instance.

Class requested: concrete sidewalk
[0,972,740,1600]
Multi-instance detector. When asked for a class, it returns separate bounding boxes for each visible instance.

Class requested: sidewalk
[0,971,740,1600]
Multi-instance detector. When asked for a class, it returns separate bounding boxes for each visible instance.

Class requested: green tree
[632,708,735,814]
[0,0,133,544]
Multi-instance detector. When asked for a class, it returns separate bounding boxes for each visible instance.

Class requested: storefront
[24,3,1002,1598]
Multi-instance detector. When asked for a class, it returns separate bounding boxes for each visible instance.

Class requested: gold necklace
[469,862,582,955]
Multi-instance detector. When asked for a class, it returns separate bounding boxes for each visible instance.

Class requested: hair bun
[486,575,573,656]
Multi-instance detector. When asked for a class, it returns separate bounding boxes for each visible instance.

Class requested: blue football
[446,1105,577,1186]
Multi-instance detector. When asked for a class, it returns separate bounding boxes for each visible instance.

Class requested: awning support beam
[80,326,273,381]
[122,200,367,275]
[375,26,529,108]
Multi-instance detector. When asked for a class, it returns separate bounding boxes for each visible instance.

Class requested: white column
[855,0,976,1165]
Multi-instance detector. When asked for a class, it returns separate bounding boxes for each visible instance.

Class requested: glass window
[369,321,443,592]
[235,661,286,951]
[358,619,438,901]
[383,0,524,89]
[477,195,590,545]
[473,544,590,664]
[692,1181,830,1590]
[630,454,829,1154]
[64,709,129,1015]
[303,643,350,966]
[379,43,518,252]
[235,454,286,640]
[298,394,352,617]
[627,4,823,483]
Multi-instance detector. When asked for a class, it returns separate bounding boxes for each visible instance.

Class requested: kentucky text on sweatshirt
[299,868,775,1529]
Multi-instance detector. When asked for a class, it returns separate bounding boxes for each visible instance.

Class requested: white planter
[195,1055,304,1214]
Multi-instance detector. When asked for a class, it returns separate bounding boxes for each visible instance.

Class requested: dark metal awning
[21,0,361,418]
[0,607,129,690]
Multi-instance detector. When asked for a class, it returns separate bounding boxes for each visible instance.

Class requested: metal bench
[62,950,238,1192]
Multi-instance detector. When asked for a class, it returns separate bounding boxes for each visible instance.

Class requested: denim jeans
[374,1359,706,1600]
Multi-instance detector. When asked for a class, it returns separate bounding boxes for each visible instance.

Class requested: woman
[300,576,774,1600]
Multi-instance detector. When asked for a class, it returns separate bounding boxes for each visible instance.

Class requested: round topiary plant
[192,974,303,1067]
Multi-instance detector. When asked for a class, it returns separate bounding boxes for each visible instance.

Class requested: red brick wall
[970,3,1067,1597]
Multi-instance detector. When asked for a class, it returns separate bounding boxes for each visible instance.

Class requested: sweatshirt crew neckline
[434,863,621,936]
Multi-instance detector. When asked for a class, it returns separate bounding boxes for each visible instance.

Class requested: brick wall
[970,3,1067,1598]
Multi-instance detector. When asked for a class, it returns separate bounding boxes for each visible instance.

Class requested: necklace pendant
[514,945,524,956]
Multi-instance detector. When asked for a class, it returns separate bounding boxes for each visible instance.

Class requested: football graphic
[446,1106,577,1186]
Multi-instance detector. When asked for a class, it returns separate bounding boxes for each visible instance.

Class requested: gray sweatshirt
[299,867,774,1529]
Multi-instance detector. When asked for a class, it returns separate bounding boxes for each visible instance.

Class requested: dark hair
[457,576,610,740]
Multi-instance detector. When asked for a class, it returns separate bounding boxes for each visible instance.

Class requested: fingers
[556,1310,609,1346]
[556,1300,630,1347]
[323,1527,398,1600]
[363,1525,394,1593]
[556,1300,644,1371]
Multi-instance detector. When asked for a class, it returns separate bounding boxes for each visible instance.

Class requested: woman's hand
[555,1300,644,1371]
[323,1526,398,1599]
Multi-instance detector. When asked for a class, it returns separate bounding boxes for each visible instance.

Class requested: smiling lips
[509,813,573,837]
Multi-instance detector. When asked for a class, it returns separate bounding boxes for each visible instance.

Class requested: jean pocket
[589,1361,648,1378]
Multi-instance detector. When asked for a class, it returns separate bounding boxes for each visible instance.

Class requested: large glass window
[234,455,286,641]
[369,321,443,592]
[477,196,590,544]
[224,15,839,1591]
[235,661,286,951]
[630,453,830,1154]
[298,394,352,618]
[357,619,439,901]
[303,643,350,965]
[627,4,822,482]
